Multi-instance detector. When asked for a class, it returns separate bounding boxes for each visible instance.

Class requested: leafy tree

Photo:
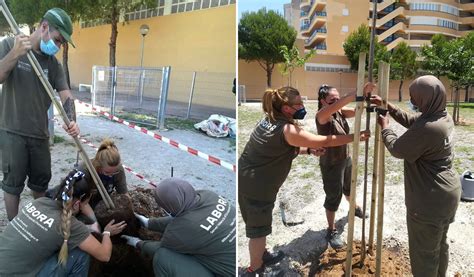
[420,34,449,79]
[239,8,296,87]
[342,24,390,77]
[279,45,315,86]
[389,41,418,102]
[81,0,157,67]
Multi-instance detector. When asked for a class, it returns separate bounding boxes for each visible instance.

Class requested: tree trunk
[398,80,403,102]
[266,62,272,88]
[62,42,71,88]
[465,85,469,102]
[109,5,118,67]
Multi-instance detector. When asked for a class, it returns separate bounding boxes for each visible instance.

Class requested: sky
[238,0,288,20]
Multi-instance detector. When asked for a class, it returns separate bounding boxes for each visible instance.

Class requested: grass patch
[53,135,65,143]
[165,117,199,131]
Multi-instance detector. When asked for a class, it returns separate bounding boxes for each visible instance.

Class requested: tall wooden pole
[361,0,378,264]
[345,52,366,277]
[0,0,114,209]
[375,62,390,277]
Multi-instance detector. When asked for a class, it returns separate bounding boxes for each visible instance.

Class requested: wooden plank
[375,62,390,277]
[344,52,367,277]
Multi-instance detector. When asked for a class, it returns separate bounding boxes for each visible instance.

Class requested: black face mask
[293,107,307,120]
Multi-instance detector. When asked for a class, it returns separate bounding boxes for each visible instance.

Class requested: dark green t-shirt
[143,190,236,277]
[0,37,69,139]
[0,197,90,276]
[238,117,298,202]
[316,110,350,165]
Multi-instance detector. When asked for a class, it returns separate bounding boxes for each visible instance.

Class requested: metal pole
[92,66,96,107]
[0,0,114,209]
[139,35,145,107]
[48,104,54,146]
[360,0,378,265]
[111,66,117,117]
[186,71,197,119]
[157,66,171,129]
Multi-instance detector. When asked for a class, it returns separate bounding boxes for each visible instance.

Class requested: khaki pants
[406,212,453,277]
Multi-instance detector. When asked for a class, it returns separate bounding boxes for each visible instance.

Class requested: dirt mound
[89,188,166,276]
[297,241,412,276]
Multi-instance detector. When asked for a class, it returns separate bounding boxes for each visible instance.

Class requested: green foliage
[342,24,390,75]
[279,45,315,86]
[239,8,297,87]
[390,41,418,101]
[420,34,449,78]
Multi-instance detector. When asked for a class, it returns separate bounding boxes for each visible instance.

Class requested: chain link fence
[91,66,235,129]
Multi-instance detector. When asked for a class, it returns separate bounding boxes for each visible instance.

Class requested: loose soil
[297,241,411,276]
[89,188,165,277]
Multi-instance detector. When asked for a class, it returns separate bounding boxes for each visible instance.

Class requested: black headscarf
[153,178,199,217]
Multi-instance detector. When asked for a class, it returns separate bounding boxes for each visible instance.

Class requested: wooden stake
[0,1,114,209]
[344,52,366,277]
[368,62,385,254]
[375,62,390,277]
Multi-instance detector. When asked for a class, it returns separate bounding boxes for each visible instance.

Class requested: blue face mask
[40,27,60,56]
[292,107,307,120]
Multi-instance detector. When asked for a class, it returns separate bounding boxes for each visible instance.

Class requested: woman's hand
[363,82,377,97]
[309,147,326,156]
[359,130,371,141]
[370,95,383,106]
[377,114,389,129]
[104,219,127,236]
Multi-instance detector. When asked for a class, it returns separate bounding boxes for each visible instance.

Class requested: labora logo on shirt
[24,202,55,228]
[259,118,277,132]
[200,196,230,233]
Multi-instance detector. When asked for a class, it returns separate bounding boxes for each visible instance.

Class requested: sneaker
[240,267,264,277]
[326,228,344,249]
[354,206,369,219]
[262,250,285,266]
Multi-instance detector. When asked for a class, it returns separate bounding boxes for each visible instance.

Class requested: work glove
[134,212,149,228]
[121,235,142,248]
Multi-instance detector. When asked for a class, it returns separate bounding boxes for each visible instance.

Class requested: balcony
[300,10,309,20]
[308,0,327,19]
[304,27,327,48]
[314,42,327,51]
[300,0,311,11]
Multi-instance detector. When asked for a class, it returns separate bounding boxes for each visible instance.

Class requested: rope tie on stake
[0,0,114,209]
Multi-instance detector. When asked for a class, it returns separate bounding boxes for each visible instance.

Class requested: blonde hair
[92,138,121,170]
[262,86,300,123]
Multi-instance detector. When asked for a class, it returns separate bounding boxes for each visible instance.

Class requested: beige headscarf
[409,75,446,115]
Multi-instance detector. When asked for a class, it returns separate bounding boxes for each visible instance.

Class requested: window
[342,8,349,16]
[342,25,349,32]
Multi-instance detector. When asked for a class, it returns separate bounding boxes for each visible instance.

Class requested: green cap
[43,8,75,48]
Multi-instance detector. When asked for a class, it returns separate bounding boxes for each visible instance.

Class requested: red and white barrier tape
[75,100,236,172]
[53,118,158,188]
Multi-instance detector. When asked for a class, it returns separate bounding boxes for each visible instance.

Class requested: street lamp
[139,24,150,68]
[138,24,149,107]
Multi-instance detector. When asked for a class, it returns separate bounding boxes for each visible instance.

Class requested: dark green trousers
[407,212,453,277]
[1,131,51,195]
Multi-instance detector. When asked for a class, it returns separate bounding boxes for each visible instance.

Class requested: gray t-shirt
[0,37,69,139]
[0,197,90,276]
[143,190,236,277]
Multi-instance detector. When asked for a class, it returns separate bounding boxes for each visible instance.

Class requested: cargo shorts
[238,193,275,238]
[1,131,51,196]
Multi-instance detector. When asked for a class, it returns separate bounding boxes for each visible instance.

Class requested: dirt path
[238,102,474,276]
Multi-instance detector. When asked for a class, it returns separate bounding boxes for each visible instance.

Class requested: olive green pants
[407,212,453,277]
[152,247,214,277]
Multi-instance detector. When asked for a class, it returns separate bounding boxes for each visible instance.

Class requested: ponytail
[92,138,121,170]
[262,86,300,123]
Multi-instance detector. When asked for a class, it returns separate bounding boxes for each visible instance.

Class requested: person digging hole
[121,177,236,277]
[0,169,126,276]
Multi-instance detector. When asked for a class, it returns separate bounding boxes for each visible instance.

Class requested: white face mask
[408,99,420,112]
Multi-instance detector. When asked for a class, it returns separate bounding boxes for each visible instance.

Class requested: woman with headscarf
[121,177,236,277]
[371,75,461,277]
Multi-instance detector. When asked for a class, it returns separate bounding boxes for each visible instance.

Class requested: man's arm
[0,35,31,83]
[58,89,80,137]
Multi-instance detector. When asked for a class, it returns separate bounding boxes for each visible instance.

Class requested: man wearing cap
[0,8,80,221]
